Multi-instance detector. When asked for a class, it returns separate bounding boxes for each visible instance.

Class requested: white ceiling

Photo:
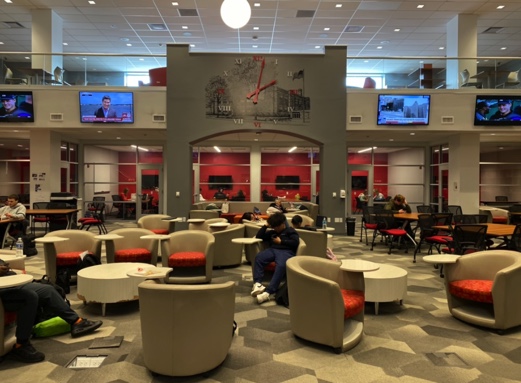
[1,0,521,151]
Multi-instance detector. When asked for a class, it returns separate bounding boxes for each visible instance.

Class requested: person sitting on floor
[0,260,103,363]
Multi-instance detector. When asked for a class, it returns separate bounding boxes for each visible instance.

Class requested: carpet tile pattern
[1,219,521,382]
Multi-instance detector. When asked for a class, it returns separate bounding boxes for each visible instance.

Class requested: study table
[26,208,79,231]
[433,223,516,237]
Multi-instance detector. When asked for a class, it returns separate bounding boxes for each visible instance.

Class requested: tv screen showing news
[377,94,430,125]
[0,91,34,123]
[79,91,134,123]
[474,95,521,125]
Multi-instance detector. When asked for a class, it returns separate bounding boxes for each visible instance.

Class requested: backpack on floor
[76,252,101,271]
[32,275,71,323]
[22,234,38,256]
[33,316,71,338]
[275,282,289,308]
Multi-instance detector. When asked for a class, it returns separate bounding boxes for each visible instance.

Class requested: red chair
[79,202,107,234]
[371,211,413,255]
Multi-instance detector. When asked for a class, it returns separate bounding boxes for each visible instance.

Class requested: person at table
[490,99,520,121]
[213,188,227,200]
[475,101,490,121]
[384,194,415,241]
[0,260,103,363]
[267,198,287,214]
[0,194,27,243]
[290,215,316,231]
[118,188,135,218]
[251,212,300,304]
[197,188,206,202]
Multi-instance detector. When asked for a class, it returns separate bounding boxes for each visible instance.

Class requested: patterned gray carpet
[2,219,521,383]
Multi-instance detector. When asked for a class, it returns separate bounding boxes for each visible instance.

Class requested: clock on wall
[204,55,310,126]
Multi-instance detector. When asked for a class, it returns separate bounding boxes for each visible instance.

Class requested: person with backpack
[0,259,103,363]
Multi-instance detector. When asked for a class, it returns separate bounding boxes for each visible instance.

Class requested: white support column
[446,14,477,89]
[30,130,62,205]
[31,9,63,77]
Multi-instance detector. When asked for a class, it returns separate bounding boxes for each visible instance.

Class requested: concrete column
[31,9,63,76]
[446,14,477,89]
[250,144,261,202]
[448,133,480,213]
[30,130,63,205]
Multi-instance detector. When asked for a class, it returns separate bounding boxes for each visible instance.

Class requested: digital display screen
[474,95,521,125]
[0,91,34,123]
[79,92,133,123]
[377,94,430,125]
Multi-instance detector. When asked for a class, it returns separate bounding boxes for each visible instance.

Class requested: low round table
[0,253,26,271]
[77,262,151,316]
[364,264,408,315]
[340,259,379,272]
[0,274,33,288]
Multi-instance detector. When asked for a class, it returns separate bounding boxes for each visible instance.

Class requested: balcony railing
[1,52,520,90]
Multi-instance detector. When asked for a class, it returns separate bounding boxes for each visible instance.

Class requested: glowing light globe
[220,0,251,29]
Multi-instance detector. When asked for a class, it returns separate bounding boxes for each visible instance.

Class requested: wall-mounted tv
[79,91,134,123]
[208,175,233,190]
[377,94,430,125]
[0,91,34,122]
[351,176,367,190]
[275,175,300,190]
[474,95,521,125]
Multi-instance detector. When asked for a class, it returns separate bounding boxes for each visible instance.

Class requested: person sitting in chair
[213,188,227,200]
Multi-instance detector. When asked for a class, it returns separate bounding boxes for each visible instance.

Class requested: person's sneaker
[257,292,271,304]
[10,343,45,363]
[71,318,103,338]
[251,282,266,297]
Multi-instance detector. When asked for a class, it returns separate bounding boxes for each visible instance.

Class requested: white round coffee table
[364,264,407,315]
[0,273,33,288]
[77,262,151,316]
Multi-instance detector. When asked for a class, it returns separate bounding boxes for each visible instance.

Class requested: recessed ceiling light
[288,146,297,153]
[190,44,195,48]
[88,0,95,4]
[335,4,342,8]
[419,60,424,63]
[499,146,504,149]
[410,132,415,136]
[252,45,258,48]
[364,60,369,63]
[389,138,394,141]
[5,0,13,3]
[417,4,424,8]
[324,27,330,31]
[380,40,390,44]
[254,138,259,142]
[253,26,259,30]
[439,46,444,50]
[315,45,320,49]
[172,2,178,5]
[183,32,191,36]
[97,130,102,133]
[501,47,507,50]
[139,58,144,61]
[63,42,68,46]
[126,43,132,46]
[24,57,30,59]
[182,26,188,29]
[116,137,121,140]
[377,46,383,49]
[82,57,87,60]
[254,2,260,6]
[0,42,4,45]
[394,28,400,32]
[497,5,505,9]
[120,37,130,41]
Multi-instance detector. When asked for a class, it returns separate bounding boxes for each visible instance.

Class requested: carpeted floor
[2,219,521,383]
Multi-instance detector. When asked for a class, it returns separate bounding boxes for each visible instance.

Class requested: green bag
[33,316,71,337]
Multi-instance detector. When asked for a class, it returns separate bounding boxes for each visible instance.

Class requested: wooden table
[433,223,516,237]
[26,208,79,231]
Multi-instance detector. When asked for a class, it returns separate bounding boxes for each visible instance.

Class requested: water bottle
[15,237,23,257]
[322,217,327,230]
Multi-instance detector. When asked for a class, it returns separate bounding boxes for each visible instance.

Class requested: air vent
[50,113,63,121]
[349,115,363,124]
[441,116,454,124]
[178,8,199,17]
[344,26,364,33]
[2,21,24,28]
[148,23,167,31]
[152,114,166,122]
[483,27,504,34]
[296,10,315,18]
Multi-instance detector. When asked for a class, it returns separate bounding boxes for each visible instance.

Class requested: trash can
[346,217,356,236]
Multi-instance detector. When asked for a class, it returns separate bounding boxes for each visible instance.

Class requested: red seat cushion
[80,218,102,225]
[115,248,152,263]
[340,289,365,318]
[57,251,82,266]
[449,279,493,303]
[493,217,507,224]
[365,223,378,230]
[426,235,452,243]
[151,229,169,235]
[383,229,407,236]
[168,252,206,267]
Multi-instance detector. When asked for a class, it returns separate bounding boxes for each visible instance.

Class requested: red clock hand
[247,58,266,104]
[258,79,276,92]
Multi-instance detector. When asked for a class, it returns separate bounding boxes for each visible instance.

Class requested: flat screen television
[275,175,300,190]
[474,95,521,125]
[377,94,430,125]
[208,175,233,190]
[0,91,34,122]
[351,176,367,190]
[79,91,134,123]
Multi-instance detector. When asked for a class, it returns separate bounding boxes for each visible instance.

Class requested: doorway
[137,164,163,219]
[347,165,374,216]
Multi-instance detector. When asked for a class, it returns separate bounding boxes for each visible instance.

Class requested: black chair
[359,205,378,245]
[412,214,453,263]
[507,224,521,251]
[508,204,521,225]
[445,205,463,220]
[453,214,488,224]
[79,202,107,234]
[32,202,50,235]
[416,205,434,213]
[443,224,488,255]
[371,211,413,255]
